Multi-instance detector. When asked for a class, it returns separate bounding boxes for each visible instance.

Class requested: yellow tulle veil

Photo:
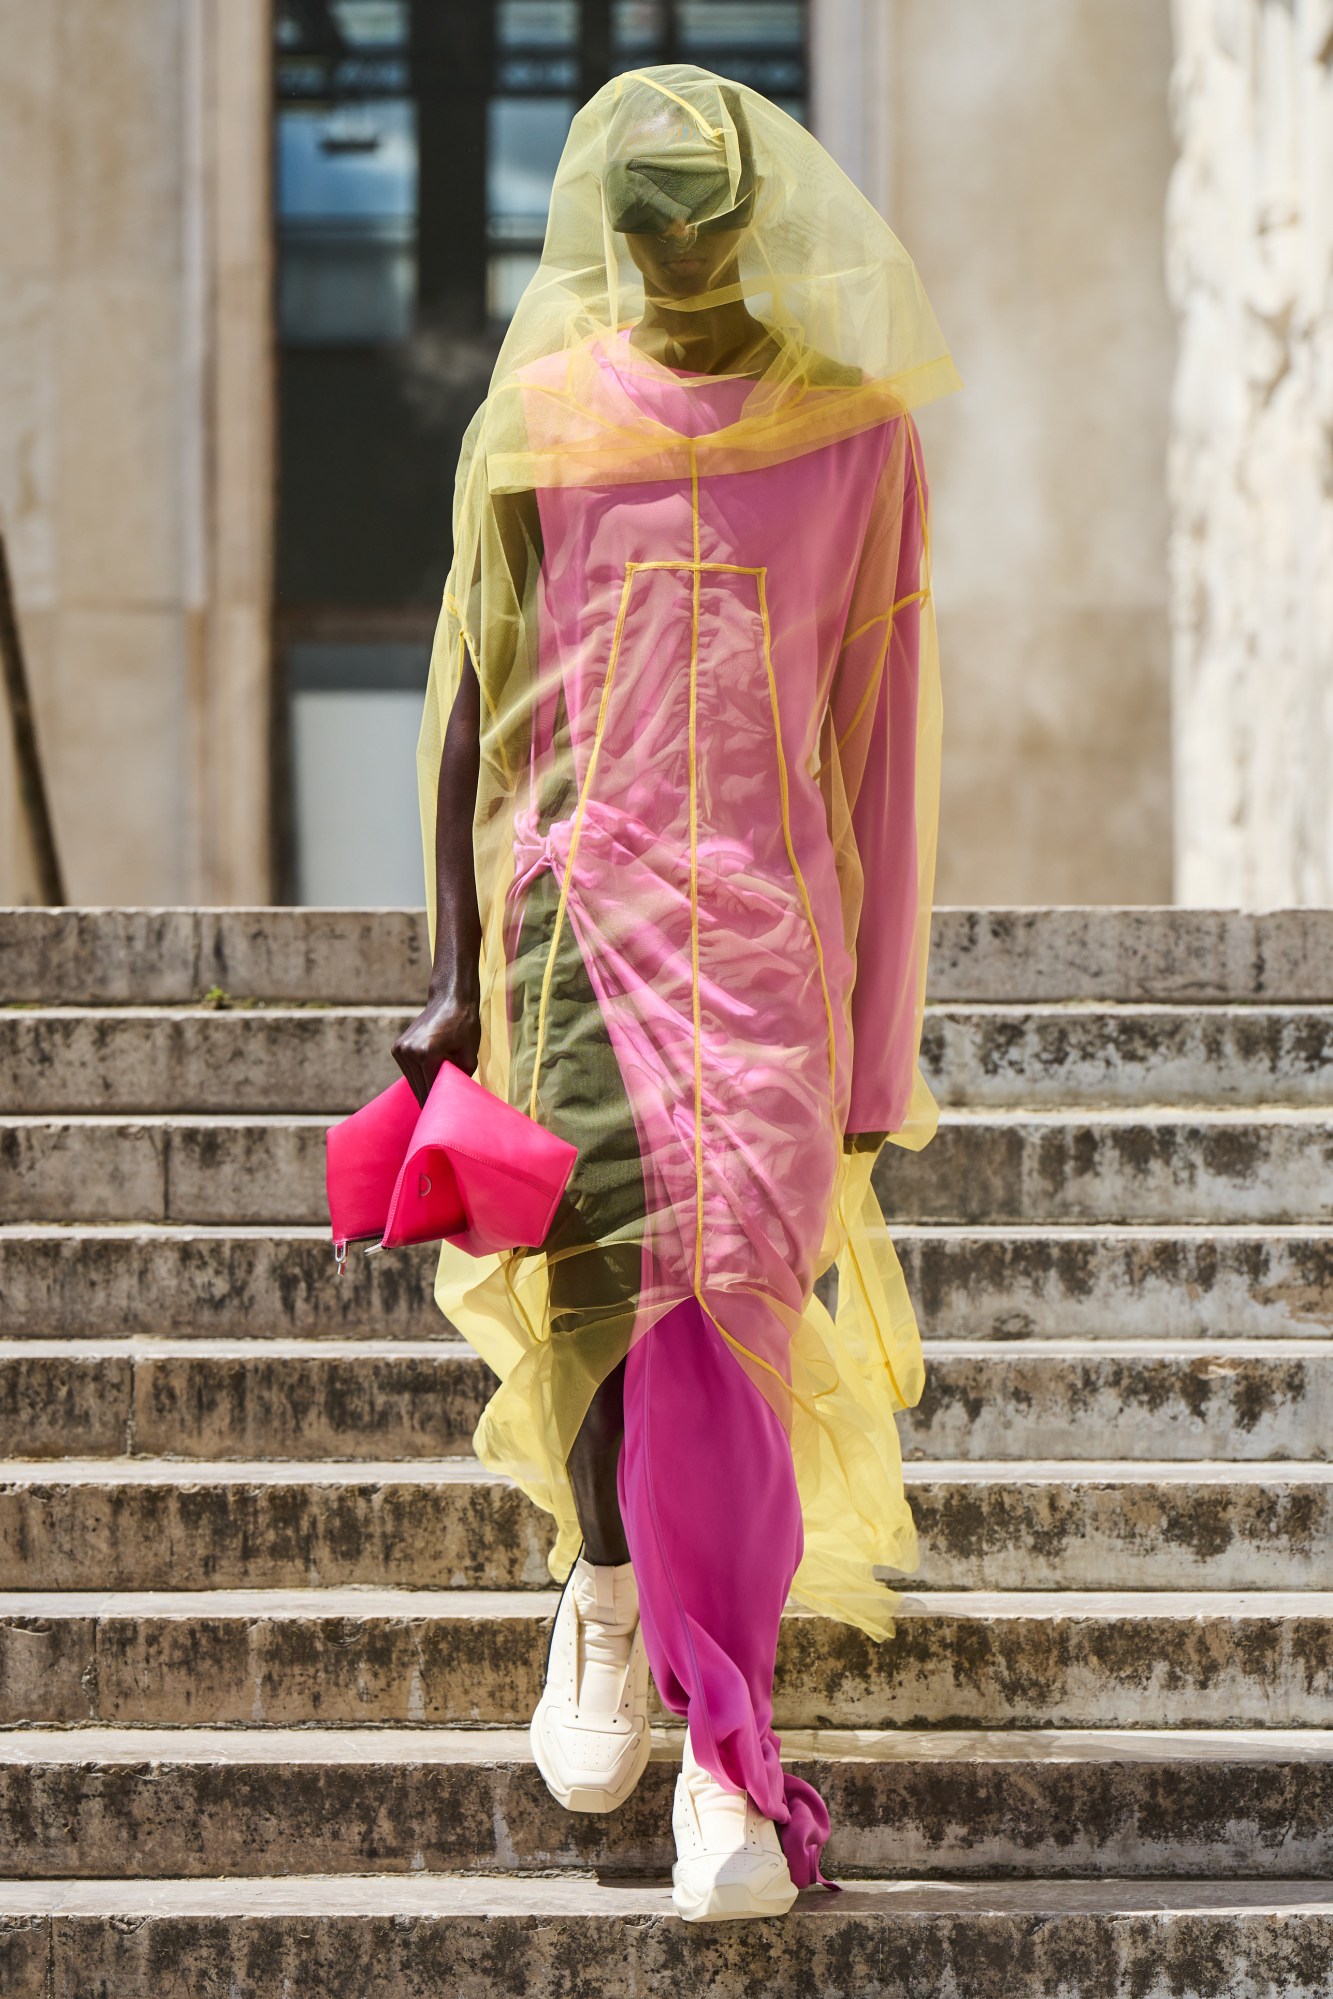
[417,63,961,1638]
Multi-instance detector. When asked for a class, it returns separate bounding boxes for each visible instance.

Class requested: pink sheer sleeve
[831,413,935,1138]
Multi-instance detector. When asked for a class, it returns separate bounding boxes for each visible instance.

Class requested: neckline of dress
[594,325,767,438]
[615,323,768,384]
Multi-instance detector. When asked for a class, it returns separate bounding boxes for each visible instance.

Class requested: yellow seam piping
[840,589,929,653]
[840,1208,908,1406]
[526,563,638,1121]
[695,1288,799,1399]
[833,414,932,769]
[688,440,706,1295]
[634,559,762,575]
[756,566,839,1116]
[834,621,895,761]
[830,443,934,756]
[493,376,676,445]
[620,68,725,141]
[674,484,832,1400]
[904,413,931,575]
[501,1251,543,1349]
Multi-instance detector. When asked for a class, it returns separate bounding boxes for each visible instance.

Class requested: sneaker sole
[528,1705,652,1815]
[670,1870,800,1923]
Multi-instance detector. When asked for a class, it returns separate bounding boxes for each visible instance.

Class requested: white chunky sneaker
[529,1554,651,1813]
[670,1728,799,1922]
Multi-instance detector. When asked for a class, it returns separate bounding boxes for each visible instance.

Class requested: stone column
[1167,0,1333,903]
[0,0,274,906]
[812,0,1177,907]
[809,0,897,221]
[185,0,276,903]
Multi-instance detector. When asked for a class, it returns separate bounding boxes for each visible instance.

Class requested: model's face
[606,104,754,303]
[622,214,748,301]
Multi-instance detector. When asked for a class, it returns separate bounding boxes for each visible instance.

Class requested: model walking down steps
[394,59,959,1921]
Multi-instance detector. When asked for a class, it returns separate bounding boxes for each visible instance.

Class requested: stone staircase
[0,904,1330,1997]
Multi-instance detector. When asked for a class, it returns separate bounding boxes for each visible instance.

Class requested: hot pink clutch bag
[325,1059,578,1270]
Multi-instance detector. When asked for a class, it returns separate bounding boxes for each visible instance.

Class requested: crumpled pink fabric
[616,1294,839,1892]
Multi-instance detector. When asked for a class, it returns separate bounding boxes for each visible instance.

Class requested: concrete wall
[0,0,272,908]
[816,0,1178,905]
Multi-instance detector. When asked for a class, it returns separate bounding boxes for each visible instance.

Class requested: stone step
[0,1226,443,1340]
[922,1004,1333,1110]
[0,909,433,1007]
[901,1338,1333,1462]
[1,1114,331,1226]
[0,1339,488,1460]
[7,1003,1333,1115]
[1,1724,1330,1880]
[1,1337,1327,1463]
[3,1875,1331,1999]
[880,1109,1333,1225]
[1,1458,1328,1591]
[6,1110,1333,1227]
[2,1223,1330,1340]
[0,1006,410,1115]
[2,1589,1329,1732]
[6,905,1333,1005]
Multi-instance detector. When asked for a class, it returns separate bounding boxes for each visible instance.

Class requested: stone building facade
[0,1,1325,909]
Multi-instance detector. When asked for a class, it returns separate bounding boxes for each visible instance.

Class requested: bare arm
[391,486,541,1107]
[391,662,483,1105]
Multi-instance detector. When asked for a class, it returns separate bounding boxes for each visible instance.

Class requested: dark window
[272,0,808,901]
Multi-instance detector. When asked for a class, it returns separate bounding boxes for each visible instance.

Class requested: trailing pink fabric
[616,1295,838,1892]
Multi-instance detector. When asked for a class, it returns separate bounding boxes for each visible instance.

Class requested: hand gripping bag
[326,1059,578,1270]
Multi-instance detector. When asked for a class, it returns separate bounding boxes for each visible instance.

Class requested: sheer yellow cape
[415,65,961,1639]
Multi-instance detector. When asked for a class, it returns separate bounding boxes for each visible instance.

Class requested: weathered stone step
[0,910,433,1007]
[1,1115,331,1225]
[0,1457,547,1591]
[2,1876,1331,1999]
[879,1109,1333,1225]
[7,1110,1333,1226]
[7,1004,1333,1115]
[3,1224,1330,1341]
[0,1226,443,1339]
[900,1225,1333,1339]
[2,1337,1327,1463]
[1,1724,1330,1880]
[6,905,1333,1005]
[1,1459,1328,1591]
[902,1338,1333,1461]
[0,1339,488,1460]
[0,1007,408,1115]
[2,1589,1329,1732]
[922,1004,1333,1109]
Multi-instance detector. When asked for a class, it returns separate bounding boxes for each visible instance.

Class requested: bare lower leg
[566,1356,630,1565]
